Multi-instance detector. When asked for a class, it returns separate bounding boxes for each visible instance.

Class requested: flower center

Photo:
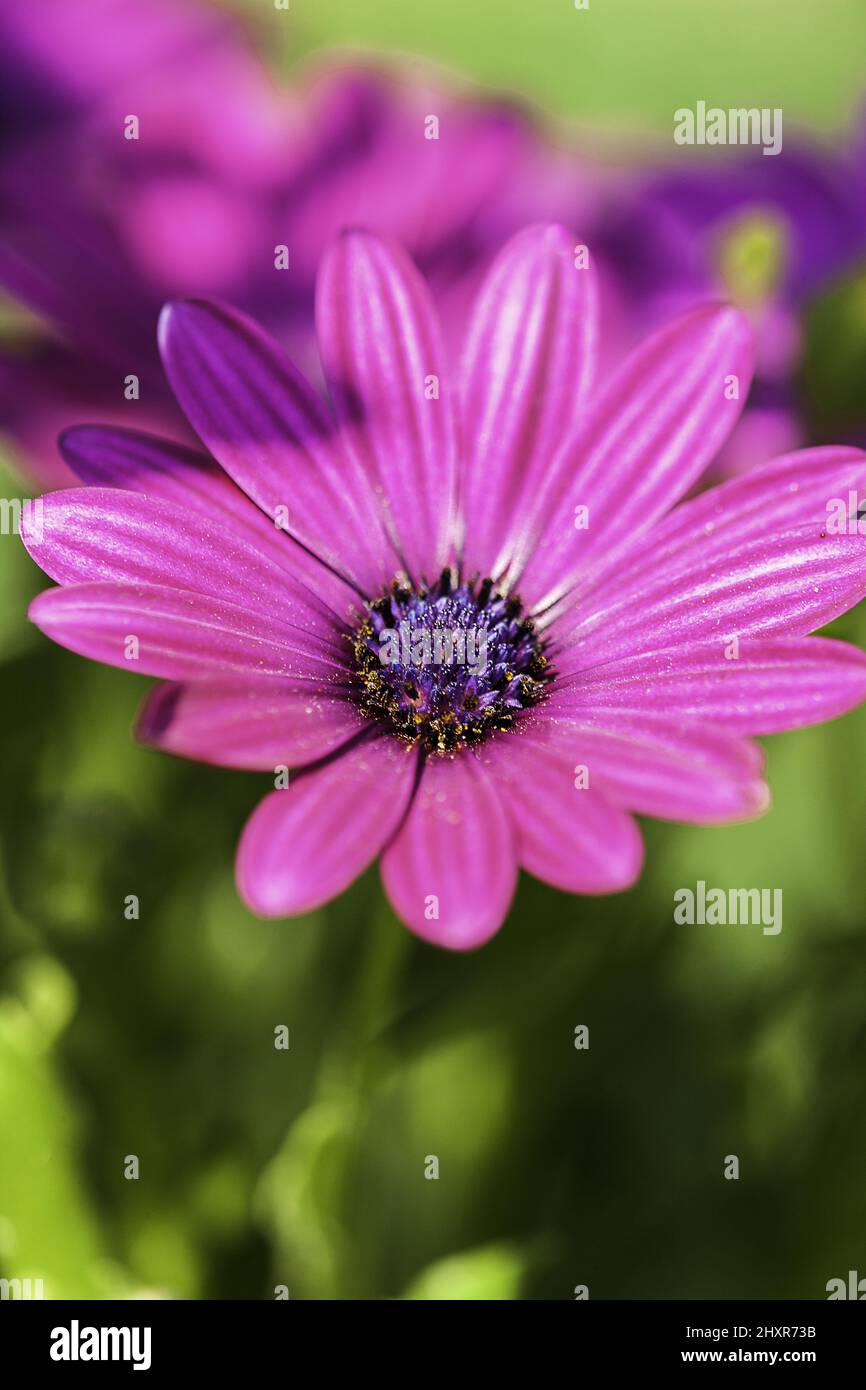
[352,570,552,753]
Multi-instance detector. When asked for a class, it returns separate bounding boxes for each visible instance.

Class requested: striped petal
[138,679,364,770]
[21,488,349,642]
[554,636,866,734]
[583,445,866,609]
[316,230,458,582]
[28,582,345,682]
[59,424,358,617]
[237,736,418,917]
[555,525,866,675]
[459,223,598,579]
[525,707,769,824]
[511,304,754,610]
[158,297,391,595]
[479,732,643,893]
[380,753,517,950]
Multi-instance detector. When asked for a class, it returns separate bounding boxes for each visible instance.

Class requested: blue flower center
[352,570,551,753]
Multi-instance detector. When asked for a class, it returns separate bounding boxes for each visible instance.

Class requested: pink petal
[158,298,391,595]
[21,488,351,640]
[28,582,345,682]
[510,304,754,610]
[237,736,418,917]
[316,230,458,582]
[526,704,768,823]
[556,636,866,734]
[459,223,598,579]
[586,445,866,607]
[59,424,358,617]
[137,679,365,770]
[380,754,517,950]
[478,733,643,893]
[555,525,866,675]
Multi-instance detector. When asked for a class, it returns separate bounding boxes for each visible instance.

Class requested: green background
[1,0,865,1300]
[285,0,866,133]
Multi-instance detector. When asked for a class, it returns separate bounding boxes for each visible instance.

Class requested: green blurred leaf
[402,1242,526,1300]
[0,981,125,1298]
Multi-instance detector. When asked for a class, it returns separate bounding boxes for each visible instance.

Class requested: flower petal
[555,525,866,675]
[584,445,866,607]
[28,582,345,682]
[237,736,418,917]
[316,229,458,581]
[157,298,391,595]
[137,678,364,770]
[21,487,351,644]
[59,424,359,616]
[526,705,768,823]
[380,753,517,950]
[556,636,866,734]
[478,732,643,893]
[510,304,754,610]
[459,223,598,579]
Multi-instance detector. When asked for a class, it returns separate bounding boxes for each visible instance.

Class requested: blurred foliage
[2,580,866,1298]
[3,0,866,1302]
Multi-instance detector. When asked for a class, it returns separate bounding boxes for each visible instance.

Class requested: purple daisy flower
[21,224,866,949]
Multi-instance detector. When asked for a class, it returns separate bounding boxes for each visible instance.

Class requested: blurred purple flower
[0,0,604,485]
[598,133,866,475]
[22,225,866,948]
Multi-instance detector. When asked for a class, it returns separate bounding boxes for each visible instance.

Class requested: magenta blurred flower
[21,225,866,948]
[0,0,602,486]
[600,129,866,475]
